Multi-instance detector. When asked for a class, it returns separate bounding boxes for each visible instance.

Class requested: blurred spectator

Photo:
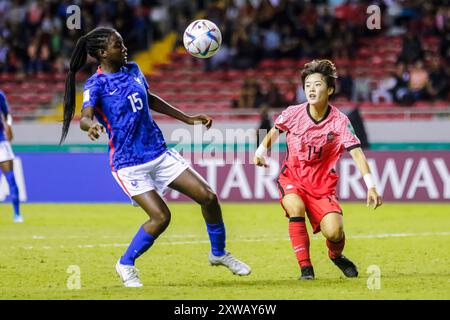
[278,25,301,58]
[238,78,264,109]
[352,72,371,103]
[427,58,449,100]
[261,24,281,59]
[398,31,424,64]
[284,79,299,105]
[390,63,413,105]
[371,76,396,104]
[264,79,285,109]
[231,23,260,69]
[408,60,429,102]
[336,67,353,100]
[256,104,272,146]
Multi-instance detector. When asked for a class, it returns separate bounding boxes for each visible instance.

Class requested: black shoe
[299,266,315,280]
[331,255,358,278]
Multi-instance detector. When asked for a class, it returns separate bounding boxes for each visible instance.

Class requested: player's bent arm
[80,107,96,131]
[349,147,383,209]
[254,127,281,167]
[147,91,190,123]
[147,90,212,129]
[80,107,105,141]
[348,147,371,177]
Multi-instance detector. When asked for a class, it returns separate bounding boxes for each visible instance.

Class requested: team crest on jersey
[327,132,334,142]
[276,115,284,124]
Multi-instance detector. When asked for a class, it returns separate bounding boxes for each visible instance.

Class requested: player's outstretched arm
[349,147,383,209]
[147,91,212,129]
[254,127,280,168]
[80,106,105,141]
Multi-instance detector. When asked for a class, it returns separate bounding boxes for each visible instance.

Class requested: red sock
[326,233,346,259]
[289,217,311,268]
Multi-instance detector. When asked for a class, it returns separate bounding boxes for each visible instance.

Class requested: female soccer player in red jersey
[254,59,382,280]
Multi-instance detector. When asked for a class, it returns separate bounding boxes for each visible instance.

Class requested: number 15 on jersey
[127,92,143,112]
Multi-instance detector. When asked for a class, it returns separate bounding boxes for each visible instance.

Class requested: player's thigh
[0,160,13,172]
[320,212,344,241]
[132,190,171,223]
[281,193,306,218]
[168,167,217,205]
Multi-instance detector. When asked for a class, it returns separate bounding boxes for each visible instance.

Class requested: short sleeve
[274,108,294,133]
[0,92,9,115]
[342,117,361,151]
[82,78,100,110]
[138,67,149,91]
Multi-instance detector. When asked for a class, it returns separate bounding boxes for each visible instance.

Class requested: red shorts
[277,168,342,234]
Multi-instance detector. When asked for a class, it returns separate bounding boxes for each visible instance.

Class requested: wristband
[363,173,375,189]
[255,144,267,158]
[6,114,12,126]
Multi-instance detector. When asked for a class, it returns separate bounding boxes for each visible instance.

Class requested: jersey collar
[307,103,331,125]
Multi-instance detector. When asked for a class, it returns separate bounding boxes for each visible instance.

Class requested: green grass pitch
[0,202,449,300]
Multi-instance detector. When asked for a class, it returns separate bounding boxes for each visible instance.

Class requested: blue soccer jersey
[0,90,10,142]
[82,62,167,171]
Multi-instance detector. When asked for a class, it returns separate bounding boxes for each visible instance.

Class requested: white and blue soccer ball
[183,19,222,59]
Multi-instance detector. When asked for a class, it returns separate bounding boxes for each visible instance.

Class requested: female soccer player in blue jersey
[60,27,251,287]
[0,90,22,223]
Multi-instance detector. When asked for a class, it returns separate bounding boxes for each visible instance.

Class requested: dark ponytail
[60,27,116,144]
[60,36,87,144]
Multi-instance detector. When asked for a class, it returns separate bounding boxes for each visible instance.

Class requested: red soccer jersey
[275,103,361,197]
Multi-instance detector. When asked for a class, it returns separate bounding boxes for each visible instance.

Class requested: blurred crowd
[0,0,198,74]
[201,0,370,71]
[196,0,449,108]
[0,0,448,108]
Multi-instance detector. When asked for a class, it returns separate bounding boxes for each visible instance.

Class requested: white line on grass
[12,231,450,250]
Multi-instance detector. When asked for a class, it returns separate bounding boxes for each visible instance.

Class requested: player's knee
[283,203,305,217]
[153,211,171,229]
[326,227,344,243]
[286,208,304,217]
[200,189,218,207]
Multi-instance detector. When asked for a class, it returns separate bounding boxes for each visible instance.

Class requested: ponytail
[60,27,116,144]
[60,36,87,144]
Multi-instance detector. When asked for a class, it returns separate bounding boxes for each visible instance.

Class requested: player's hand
[367,188,382,210]
[254,155,268,168]
[87,123,105,141]
[188,114,212,130]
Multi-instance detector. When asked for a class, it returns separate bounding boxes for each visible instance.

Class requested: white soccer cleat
[115,259,143,287]
[209,251,251,276]
[13,215,23,223]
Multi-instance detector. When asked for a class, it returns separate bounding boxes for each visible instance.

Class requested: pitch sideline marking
[12,231,450,250]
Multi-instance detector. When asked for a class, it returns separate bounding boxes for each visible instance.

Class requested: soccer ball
[183,19,222,59]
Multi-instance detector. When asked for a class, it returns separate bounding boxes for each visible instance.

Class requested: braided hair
[60,27,116,144]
